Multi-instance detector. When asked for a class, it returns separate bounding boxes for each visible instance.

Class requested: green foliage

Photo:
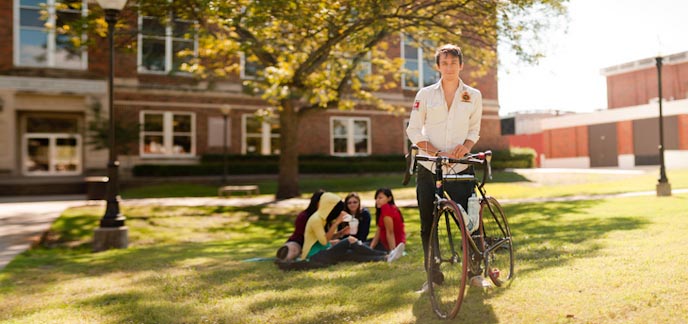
[491,147,536,169]
[86,101,140,155]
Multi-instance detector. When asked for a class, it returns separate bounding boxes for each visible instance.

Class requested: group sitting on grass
[275,189,406,270]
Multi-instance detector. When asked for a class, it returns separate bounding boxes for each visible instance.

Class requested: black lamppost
[94,0,129,251]
[655,56,672,196]
[220,105,232,185]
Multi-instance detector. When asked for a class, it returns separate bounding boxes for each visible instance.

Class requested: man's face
[437,53,463,79]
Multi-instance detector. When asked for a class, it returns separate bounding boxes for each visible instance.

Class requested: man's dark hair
[435,44,463,66]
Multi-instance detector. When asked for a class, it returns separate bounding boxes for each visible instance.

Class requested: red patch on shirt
[413,100,420,110]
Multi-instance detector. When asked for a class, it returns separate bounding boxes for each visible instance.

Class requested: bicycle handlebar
[402,145,493,186]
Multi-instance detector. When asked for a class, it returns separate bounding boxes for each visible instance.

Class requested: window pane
[354,137,368,154]
[21,0,44,7]
[269,119,280,136]
[332,119,347,137]
[27,138,50,172]
[55,137,78,172]
[173,114,191,132]
[333,138,347,153]
[20,8,44,27]
[142,17,166,36]
[245,136,262,155]
[19,29,48,66]
[143,113,163,131]
[55,33,83,68]
[173,19,193,38]
[404,60,419,88]
[245,117,261,134]
[143,135,165,154]
[423,58,438,86]
[404,46,417,60]
[244,60,260,78]
[56,10,80,27]
[172,136,191,154]
[270,137,280,155]
[27,117,78,133]
[172,40,193,71]
[141,38,166,71]
[353,120,367,136]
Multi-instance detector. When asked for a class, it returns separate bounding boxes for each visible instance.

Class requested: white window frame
[22,133,83,176]
[401,34,439,90]
[13,0,88,69]
[241,114,279,155]
[330,116,371,156]
[139,111,196,157]
[137,12,198,74]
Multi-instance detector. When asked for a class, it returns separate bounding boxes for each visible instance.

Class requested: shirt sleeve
[406,89,429,144]
[466,90,482,144]
[309,217,329,246]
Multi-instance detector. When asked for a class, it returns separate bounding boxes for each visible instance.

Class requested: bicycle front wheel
[480,196,514,287]
[427,199,469,320]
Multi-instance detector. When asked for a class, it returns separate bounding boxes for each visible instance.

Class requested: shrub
[132,149,534,177]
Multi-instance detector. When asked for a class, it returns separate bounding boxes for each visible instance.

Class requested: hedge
[132,149,535,177]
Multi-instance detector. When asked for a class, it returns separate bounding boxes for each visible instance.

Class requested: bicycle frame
[406,145,496,268]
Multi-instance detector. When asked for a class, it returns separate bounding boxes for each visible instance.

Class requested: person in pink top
[370,188,406,256]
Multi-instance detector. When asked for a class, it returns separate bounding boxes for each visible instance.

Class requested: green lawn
[2,192,688,323]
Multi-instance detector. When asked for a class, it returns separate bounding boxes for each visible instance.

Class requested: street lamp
[220,105,232,185]
[655,56,672,196]
[94,0,129,251]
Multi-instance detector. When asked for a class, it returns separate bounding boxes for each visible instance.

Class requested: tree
[78,0,567,199]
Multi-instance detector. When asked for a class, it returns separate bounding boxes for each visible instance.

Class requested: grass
[120,168,688,201]
[2,190,688,323]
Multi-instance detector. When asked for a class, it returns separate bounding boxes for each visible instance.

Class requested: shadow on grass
[503,199,649,277]
[1,197,651,323]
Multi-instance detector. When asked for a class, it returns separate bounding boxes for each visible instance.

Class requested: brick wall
[607,61,688,109]
[544,126,589,159]
[617,120,633,154]
[0,1,12,71]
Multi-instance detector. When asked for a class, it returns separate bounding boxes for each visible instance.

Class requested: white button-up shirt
[406,79,483,173]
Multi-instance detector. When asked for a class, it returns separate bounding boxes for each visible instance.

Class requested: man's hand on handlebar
[450,144,470,158]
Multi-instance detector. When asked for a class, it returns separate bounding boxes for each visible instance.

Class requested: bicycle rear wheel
[427,200,468,319]
[480,196,514,287]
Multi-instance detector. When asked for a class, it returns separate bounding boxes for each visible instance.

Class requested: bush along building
[0,1,507,195]
[503,51,688,169]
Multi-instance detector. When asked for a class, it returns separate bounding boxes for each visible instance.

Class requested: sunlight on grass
[2,192,688,323]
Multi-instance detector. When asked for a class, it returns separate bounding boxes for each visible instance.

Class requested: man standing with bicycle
[406,44,484,293]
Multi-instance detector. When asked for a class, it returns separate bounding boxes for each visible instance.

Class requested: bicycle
[403,145,514,319]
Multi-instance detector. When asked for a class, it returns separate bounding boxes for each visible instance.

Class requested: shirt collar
[431,78,466,93]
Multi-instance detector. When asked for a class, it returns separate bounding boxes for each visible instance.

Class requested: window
[240,52,262,79]
[242,114,280,155]
[401,35,439,89]
[331,117,370,156]
[22,115,82,176]
[354,52,372,84]
[138,12,197,73]
[140,111,195,157]
[15,0,87,69]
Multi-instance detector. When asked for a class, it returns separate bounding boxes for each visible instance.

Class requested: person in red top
[370,188,406,258]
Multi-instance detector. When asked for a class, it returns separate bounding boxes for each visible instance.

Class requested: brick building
[505,51,688,169]
[0,1,505,191]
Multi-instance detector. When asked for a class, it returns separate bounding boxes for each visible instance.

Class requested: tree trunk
[276,99,300,199]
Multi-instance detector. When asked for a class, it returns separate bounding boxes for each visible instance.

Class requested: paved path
[2,188,687,271]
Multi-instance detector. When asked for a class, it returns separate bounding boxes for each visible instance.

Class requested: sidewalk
[2,188,687,271]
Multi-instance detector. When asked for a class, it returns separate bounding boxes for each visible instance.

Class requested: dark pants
[310,239,387,265]
[417,166,474,271]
